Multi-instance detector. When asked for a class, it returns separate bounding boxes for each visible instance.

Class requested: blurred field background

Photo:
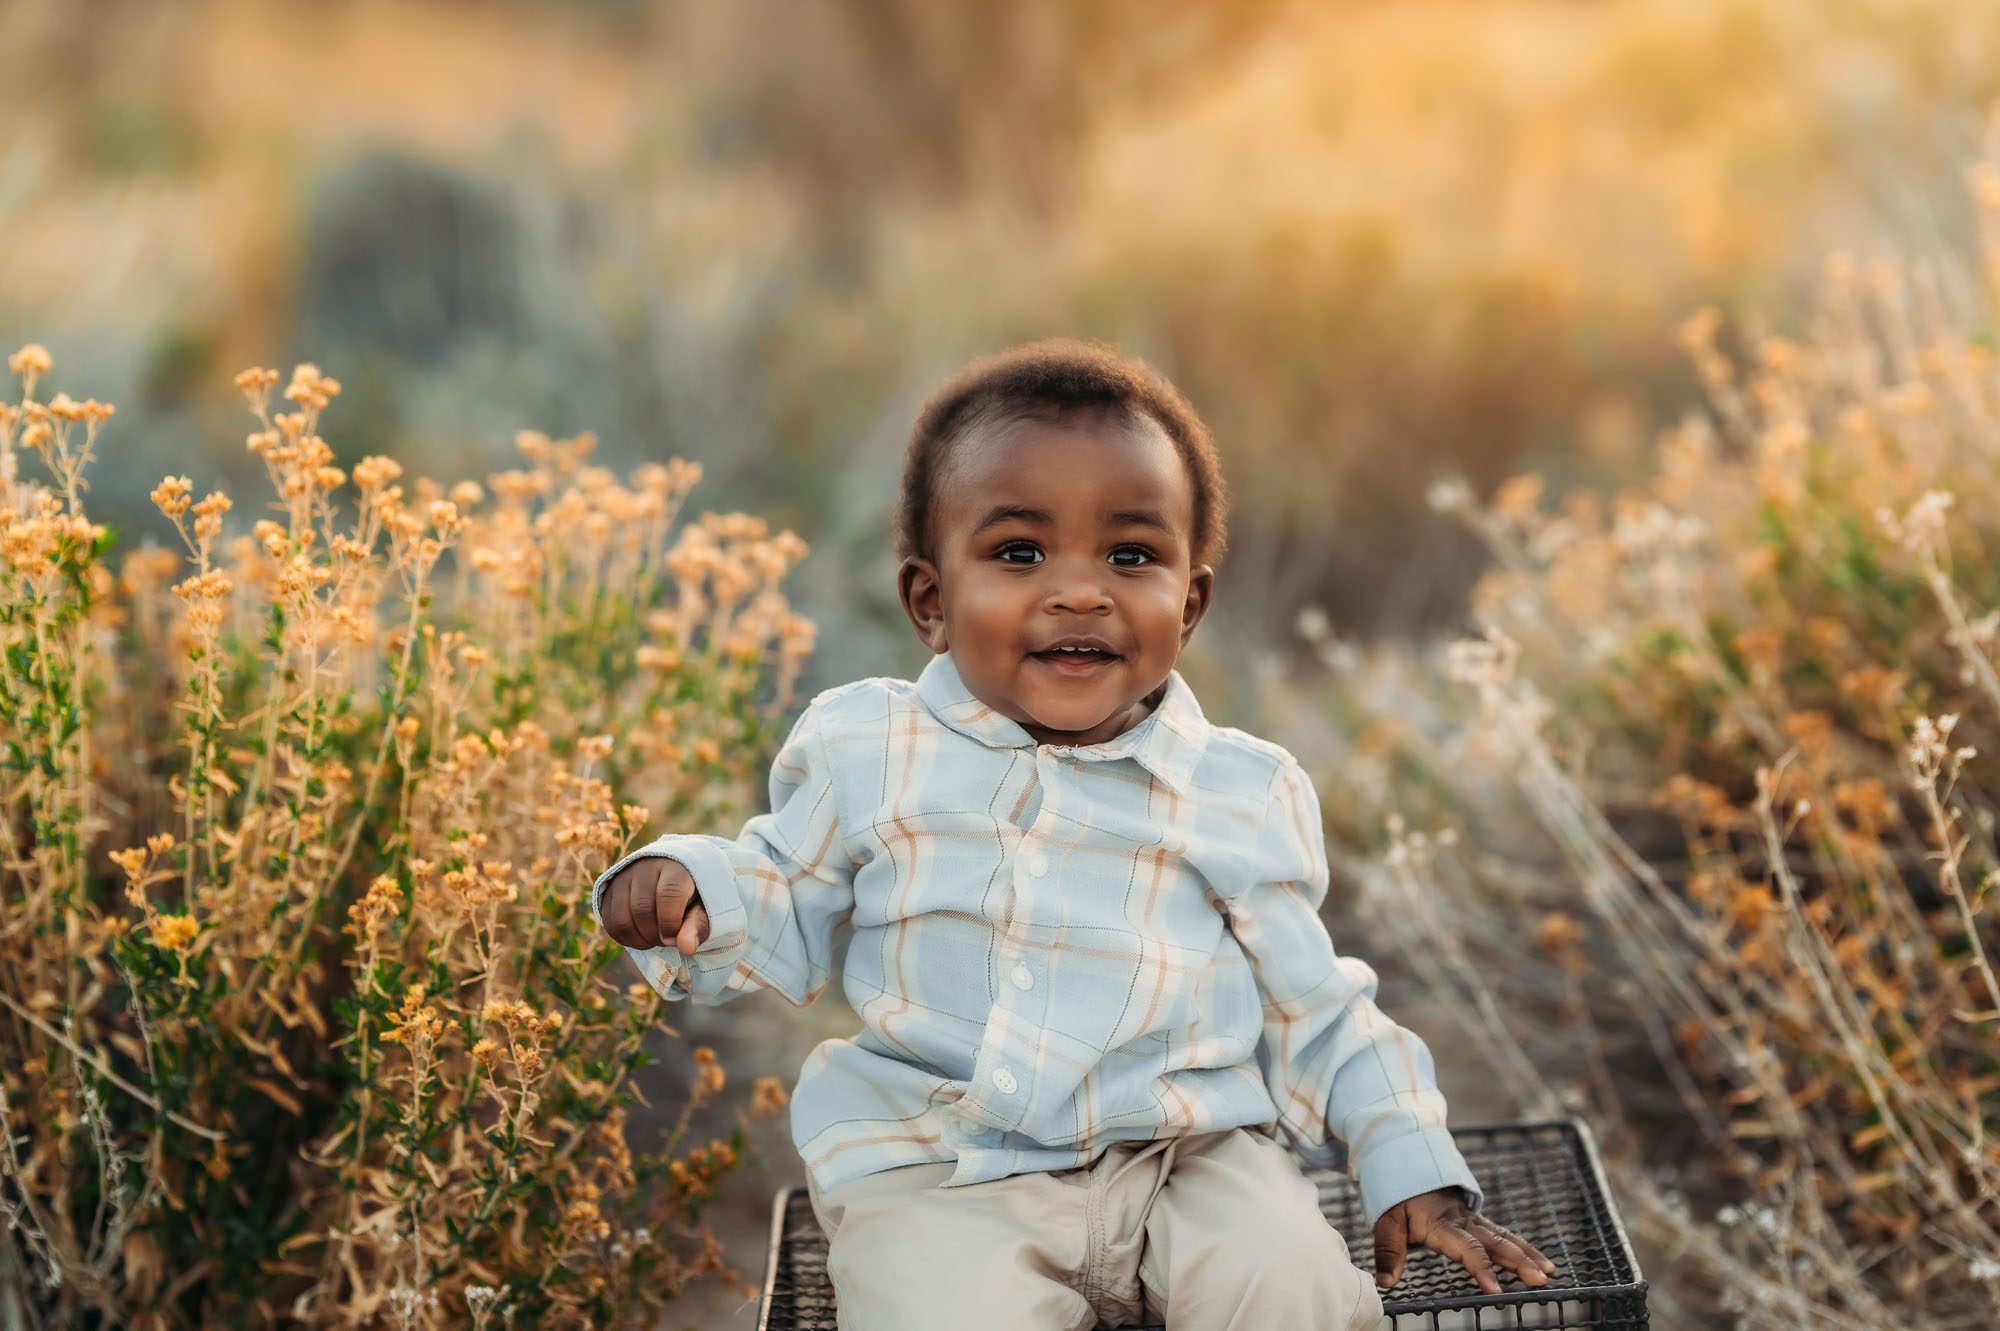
[12,0,2000,683]
[7,0,2000,1327]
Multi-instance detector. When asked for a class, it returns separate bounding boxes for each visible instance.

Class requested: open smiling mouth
[1028,647,1122,675]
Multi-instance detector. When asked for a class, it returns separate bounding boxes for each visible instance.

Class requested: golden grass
[0,349,814,1327]
[1296,112,2000,1328]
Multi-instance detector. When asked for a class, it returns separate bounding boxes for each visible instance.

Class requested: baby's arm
[1225,755,1483,1232]
[590,694,855,1008]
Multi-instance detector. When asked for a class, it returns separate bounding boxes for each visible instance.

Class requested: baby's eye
[996,542,1043,565]
[1109,546,1157,568]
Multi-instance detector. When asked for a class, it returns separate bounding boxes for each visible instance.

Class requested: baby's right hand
[599,856,710,956]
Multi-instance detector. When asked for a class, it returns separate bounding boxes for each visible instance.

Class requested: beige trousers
[805,1125,1385,1331]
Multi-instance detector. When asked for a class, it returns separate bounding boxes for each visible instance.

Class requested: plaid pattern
[591,650,1483,1227]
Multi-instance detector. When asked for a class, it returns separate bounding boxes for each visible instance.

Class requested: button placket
[978,749,1059,1125]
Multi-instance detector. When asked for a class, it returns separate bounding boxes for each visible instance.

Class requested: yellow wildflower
[152,914,200,951]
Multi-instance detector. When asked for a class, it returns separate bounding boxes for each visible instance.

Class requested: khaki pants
[805,1126,1385,1331]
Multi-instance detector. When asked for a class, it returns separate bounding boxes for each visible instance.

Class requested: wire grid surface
[757,1119,1647,1330]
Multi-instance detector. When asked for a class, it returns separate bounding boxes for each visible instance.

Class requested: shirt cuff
[591,834,750,1001]
[1351,1126,1486,1230]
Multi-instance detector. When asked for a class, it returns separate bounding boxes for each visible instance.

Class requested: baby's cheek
[1137,578,1198,625]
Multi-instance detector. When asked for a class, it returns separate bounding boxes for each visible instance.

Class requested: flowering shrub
[1297,126,2000,1328]
[0,349,814,1327]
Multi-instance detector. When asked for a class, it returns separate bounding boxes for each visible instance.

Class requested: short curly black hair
[893,337,1228,570]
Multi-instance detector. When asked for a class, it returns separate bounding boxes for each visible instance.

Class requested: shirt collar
[914,649,1210,794]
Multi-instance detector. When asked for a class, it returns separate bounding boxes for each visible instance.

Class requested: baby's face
[897,412,1214,747]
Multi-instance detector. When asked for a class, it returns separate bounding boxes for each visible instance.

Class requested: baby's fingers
[627,864,661,947]
[1371,1210,1410,1290]
[1469,1217,1554,1286]
[601,871,648,948]
[1424,1223,1502,1296]
[676,901,710,956]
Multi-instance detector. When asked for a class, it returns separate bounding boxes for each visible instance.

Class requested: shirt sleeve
[1226,754,1485,1230]
[589,694,855,1008]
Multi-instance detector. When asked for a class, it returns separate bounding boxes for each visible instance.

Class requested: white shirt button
[1011,963,1034,991]
[991,1067,1018,1094]
[1026,852,1050,877]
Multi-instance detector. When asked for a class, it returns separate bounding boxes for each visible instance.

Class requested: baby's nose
[1044,581,1113,613]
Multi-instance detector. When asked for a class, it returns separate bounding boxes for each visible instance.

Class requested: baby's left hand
[1371,1187,1557,1295]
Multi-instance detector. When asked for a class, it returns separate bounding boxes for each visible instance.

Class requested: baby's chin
[1015,684,1145,742]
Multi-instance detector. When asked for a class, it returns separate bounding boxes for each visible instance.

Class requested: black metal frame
[757,1117,1648,1329]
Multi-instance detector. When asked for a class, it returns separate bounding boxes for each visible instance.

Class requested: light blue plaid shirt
[591,649,1482,1226]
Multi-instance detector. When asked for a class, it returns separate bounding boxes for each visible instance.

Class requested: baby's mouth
[1028,646,1122,674]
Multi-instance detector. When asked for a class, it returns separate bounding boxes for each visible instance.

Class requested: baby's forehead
[934,412,1194,534]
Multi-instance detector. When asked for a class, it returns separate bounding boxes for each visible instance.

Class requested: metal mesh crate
[757,1117,1647,1329]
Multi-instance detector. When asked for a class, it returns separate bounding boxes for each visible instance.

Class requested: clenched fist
[599,856,711,955]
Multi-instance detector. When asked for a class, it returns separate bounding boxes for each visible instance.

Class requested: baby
[592,339,1554,1329]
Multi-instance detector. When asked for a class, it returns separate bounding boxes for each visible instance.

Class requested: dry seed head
[352,455,402,492]
[750,1075,789,1116]
[151,476,193,519]
[1535,912,1586,956]
[778,615,814,651]
[283,363,340,409]
[9,343,52,379]
[427,500,464,536]
[346,874,404,943]
[1879,489,1953,553]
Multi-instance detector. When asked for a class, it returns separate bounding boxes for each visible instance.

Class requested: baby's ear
[896,556,948,652]
[1180,563,1215,644]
